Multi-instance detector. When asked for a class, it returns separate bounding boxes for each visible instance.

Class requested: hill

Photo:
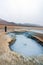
[0,18,15,25]
[0,18,43,27]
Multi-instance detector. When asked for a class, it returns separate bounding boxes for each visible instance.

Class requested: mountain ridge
[0,18,43,27]
[0,18,15,25]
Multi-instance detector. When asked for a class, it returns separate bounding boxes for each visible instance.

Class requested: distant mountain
[14,23,43,27]
[0,18,43,27]
[0,18,15,25]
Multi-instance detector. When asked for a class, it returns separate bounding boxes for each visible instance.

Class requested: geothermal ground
[0,31,43,65]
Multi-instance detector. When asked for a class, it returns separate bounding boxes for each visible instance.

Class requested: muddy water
[10,32,43,56]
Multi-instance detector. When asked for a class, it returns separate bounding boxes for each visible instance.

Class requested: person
[5,26,7,32]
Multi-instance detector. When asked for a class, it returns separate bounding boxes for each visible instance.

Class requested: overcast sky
[0,0,43,25]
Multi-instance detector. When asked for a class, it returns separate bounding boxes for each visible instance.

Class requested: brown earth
[0,32,43,65]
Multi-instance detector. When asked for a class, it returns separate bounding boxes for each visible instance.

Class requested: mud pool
[10,32,43,56]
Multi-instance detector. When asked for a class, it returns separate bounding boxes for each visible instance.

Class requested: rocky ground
[0,32,43,65]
